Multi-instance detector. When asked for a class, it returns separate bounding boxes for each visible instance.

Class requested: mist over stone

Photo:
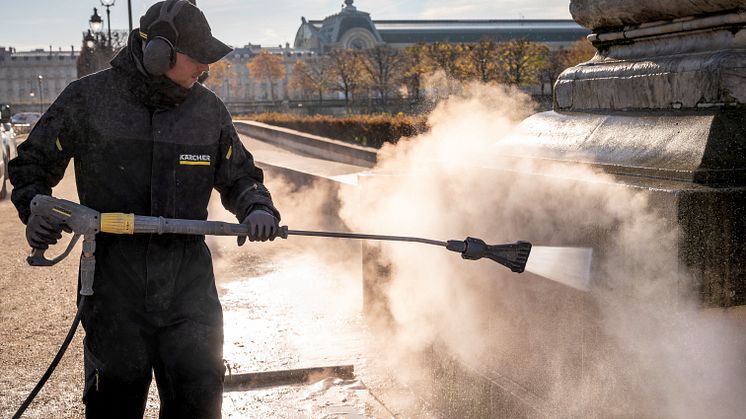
[346,1,746,417]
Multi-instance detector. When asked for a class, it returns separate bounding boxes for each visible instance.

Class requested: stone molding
[570,0,746,29]
[499,110,746,186]
[589,11,746,45]
[555,9,746,111]
[555,49,746,111]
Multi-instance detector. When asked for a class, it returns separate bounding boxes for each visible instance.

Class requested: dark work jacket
[9,34,280,313]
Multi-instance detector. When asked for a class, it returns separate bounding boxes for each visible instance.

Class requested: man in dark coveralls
[9,1,280,417]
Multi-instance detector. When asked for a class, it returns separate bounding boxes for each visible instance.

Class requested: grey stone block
[570,0,746,29]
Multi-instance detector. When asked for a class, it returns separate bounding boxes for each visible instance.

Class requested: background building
[294,0,589,52]
[213,0,591,111]
[0,46,78,112]
[0,0,591,113]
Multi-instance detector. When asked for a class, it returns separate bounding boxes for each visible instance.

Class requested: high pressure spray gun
[28,195,532,274]
[13,194,531,418]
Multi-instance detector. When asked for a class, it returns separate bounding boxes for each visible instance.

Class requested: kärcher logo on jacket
[179,154,211,166]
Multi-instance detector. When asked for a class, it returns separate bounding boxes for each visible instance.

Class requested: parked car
[2,122,17,160]
[11,112,41,125]
[0,121,19,199]
[11,112,41,134]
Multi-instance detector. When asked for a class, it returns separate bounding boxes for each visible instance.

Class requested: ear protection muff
[141,0,187,76]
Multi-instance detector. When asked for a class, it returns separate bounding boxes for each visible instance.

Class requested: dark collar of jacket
[110,30,192,110]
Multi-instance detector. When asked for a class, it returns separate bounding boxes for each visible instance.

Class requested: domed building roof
[294,0,382,52]
[294,1,589,53]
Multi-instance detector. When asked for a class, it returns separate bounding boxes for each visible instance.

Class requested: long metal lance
[284,229,448,247]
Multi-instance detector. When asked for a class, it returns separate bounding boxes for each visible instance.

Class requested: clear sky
[0,0,573,52]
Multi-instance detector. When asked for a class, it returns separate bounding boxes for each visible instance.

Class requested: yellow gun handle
[100,213,135,234]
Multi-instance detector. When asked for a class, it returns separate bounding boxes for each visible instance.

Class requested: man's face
[164,52,209,89]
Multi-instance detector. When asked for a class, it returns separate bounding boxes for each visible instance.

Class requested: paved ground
[0,164,87,418]
[0,136,401,418]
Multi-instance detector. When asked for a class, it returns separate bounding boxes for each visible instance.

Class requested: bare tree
[76,32,126,78]
[77,43,110,79]
[539,47,569,96]
[361,45,405,108]
[327,48,367,109]
[289,57,332,103]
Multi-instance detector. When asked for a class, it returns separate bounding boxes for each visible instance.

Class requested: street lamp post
[37,75,43,113]
[89,8,104,44]
[127,0,132,33]
[100,0,116,48]
[84,6,112,78]
[84,30,96,49]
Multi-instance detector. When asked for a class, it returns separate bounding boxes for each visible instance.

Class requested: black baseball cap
[140,0,232,64]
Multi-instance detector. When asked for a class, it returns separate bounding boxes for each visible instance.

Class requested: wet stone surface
[212,242,388,418]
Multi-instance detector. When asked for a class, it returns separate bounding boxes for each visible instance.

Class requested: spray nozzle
[447,238,532,273]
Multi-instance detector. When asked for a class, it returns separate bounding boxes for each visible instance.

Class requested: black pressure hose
[12,296,86,419]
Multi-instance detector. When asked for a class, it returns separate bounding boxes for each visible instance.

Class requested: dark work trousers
[80,235,225,419]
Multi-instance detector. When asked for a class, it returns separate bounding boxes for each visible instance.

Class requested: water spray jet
[524,246,593,291]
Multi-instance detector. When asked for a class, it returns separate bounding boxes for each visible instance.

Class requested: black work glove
[238,209,278,246]
[26,214,66,250]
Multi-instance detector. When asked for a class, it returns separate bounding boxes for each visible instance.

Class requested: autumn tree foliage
[462,39,501,83]
[402,39,572,95]
[562,37,596,68]
[289,57,332,103]
[496,39,549,85]
[280,37,597,107]
[540,37,597,95]
[247,50,286,101]
[288,60,312,100]
[202,59,237,98]
[421,42,466,80]
[401,44,429,100]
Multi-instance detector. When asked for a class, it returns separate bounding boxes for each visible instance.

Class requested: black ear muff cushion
[143,38,175,76]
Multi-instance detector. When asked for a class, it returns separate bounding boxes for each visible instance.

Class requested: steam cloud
[207,74,745,417]
[332,77,746,418]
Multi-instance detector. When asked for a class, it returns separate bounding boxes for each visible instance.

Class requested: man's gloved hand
[26,214,66,250]
[238,209,278,246]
